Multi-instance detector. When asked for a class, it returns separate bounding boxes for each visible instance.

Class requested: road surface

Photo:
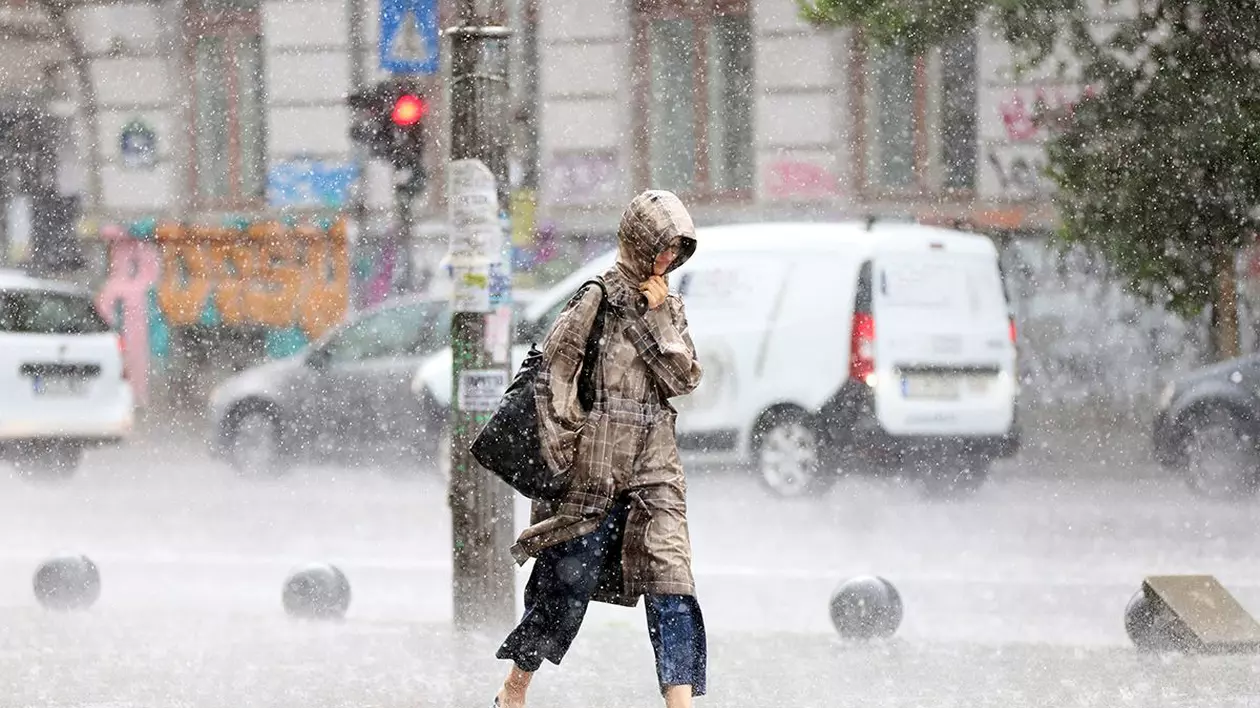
[2,437,1259,707]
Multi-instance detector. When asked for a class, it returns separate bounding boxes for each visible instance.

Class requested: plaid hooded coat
[510,190,703,606]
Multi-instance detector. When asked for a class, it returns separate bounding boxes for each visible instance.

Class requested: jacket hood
[615,190,697,282]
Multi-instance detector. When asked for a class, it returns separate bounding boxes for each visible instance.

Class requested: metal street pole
[394,173,414,293]
[446,0,515,631]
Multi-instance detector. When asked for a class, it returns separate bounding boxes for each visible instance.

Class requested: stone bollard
[283,563,351,620]
[829,575,902,640]
[34,555,101,611]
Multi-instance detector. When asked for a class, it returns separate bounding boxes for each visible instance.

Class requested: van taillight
[850,312,876,384]
[1009,317,1017,345]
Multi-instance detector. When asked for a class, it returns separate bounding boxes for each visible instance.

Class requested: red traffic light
[391,94,427,127]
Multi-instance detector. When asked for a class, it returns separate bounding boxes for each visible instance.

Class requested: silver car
[207,294,532,476]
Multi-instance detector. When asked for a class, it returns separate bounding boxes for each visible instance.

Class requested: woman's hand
[638,275,669,310]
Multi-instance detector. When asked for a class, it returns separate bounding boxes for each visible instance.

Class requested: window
[320,303,444,365]
[0,290,111,335]
[858,30,978,194]
[865,44,918,190]
[187,0,266,205]
[636,1,754,198]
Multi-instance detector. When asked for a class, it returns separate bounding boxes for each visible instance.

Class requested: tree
[801,0,1260,360]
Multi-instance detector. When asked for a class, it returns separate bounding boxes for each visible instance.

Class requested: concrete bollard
[283,563,351,620]
[34,555,101,611]
[829,575,902,640]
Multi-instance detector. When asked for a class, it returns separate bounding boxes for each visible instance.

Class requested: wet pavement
[3,437,1260,706]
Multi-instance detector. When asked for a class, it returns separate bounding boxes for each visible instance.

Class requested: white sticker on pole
[458,369,509,412]
[448,159,501,261]
[484,306,513,364]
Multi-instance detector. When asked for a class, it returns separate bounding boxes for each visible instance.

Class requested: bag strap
[577,278,609,412]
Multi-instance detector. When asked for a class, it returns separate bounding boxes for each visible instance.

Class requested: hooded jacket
[511,190,703,604]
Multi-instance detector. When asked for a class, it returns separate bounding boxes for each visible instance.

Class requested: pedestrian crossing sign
[379,0,438,75]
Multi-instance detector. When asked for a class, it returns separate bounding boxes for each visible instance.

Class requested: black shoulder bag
[469,279,608,501]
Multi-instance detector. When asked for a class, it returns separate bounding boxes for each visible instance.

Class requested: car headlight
[1157,382,1176,411]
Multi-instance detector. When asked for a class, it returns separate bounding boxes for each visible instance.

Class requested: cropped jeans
[496,500,707,696]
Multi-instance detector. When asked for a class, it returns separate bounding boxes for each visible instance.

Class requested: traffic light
[348,78,428,174]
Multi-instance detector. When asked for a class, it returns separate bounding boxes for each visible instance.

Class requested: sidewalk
[3,607,1257,707]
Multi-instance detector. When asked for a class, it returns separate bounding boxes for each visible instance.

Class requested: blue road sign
[379,0,439,75]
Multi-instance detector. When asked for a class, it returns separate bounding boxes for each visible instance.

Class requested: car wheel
[227,409,290,478]
[13,443,83,481]
[1182,410,1259,500]
[919,455,990,499]
[755,409,836,498]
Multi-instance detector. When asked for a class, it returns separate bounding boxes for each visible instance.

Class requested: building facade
[0,0,1078,275]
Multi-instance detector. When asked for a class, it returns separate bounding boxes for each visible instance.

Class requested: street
[4,434,1260,707]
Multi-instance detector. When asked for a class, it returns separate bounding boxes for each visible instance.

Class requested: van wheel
[1182,410,1259,500]
[919,456,990,499]
[755,409,836,497]
[227,409,290,478]
[13,443,83,481]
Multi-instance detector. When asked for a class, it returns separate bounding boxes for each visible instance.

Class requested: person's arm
[539,285,602,419]
[624,294,702,398]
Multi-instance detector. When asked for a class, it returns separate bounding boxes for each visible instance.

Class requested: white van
[413,221,1019,496]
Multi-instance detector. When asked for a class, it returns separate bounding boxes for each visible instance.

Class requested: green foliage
[801,0,1260,322]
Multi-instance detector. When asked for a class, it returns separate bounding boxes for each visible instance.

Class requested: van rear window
[0,290,111,335]
[878,258,1006,315]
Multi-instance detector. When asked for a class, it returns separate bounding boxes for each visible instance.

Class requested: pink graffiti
[765,160,840,200]
[999,85,1099,142]
[96,225,161,405]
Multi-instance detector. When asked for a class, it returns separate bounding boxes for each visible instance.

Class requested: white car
[414,221,1020,497]
[0,269,135,477]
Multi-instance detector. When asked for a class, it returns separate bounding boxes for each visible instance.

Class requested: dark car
[207,293,536,476]
[1153,355,1260,499]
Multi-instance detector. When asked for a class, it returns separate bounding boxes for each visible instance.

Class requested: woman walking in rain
[493,190,706,708]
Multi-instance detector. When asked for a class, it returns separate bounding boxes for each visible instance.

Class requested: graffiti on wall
[987,146,1051,199]
[154,221,350,341]
[997,85,1097,143]
[983,83,1099,200]
[763,159,840,201]
[96,226,166,404]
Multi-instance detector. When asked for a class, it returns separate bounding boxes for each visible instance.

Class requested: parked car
[0,269,135,478]
[207,292,535,476]
[1153,355,1260,499]
[413,221,1020,497]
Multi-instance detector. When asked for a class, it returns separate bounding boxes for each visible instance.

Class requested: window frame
[631,0,754,205]
[183,0,267,209]
[851,31,978,201]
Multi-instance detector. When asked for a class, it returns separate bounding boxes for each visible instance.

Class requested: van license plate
[901,375,960,400]
[33,376,86,397]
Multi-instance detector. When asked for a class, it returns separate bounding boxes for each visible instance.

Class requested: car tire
[13,443,83,481]
[919,455,990,499]
[755,408,837,498]
[226,408,290,478]
[1182,409,1259,500]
